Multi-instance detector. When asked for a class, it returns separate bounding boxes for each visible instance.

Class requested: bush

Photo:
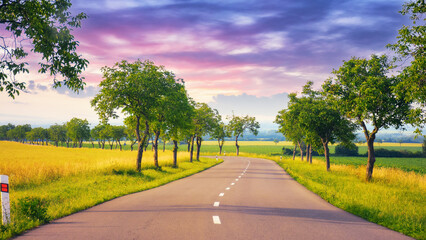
[373,148,423,158]
[335,143,358,156]
[16,197,50,222]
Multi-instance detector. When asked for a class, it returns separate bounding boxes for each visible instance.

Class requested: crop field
[0,141,220,239]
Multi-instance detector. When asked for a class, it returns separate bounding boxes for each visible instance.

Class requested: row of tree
[91,59,260,170]
[276,0,425,181]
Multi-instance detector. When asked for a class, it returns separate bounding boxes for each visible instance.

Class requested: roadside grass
[225,152,425,240]
[0,141,221,240]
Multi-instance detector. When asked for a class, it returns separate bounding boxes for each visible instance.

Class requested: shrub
[16,197,50,222]
[335,143,358,156]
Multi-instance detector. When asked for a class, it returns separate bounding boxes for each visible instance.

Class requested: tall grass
[233,152,425,240]
[0,141,221,240]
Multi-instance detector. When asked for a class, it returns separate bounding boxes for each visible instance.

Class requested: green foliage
[323,54,414,179]
[0,0,88,98]
[0,123,15,140]
[335,143,359,156]
[48,124,67,146]
[227,114,260,139]
[16,197,50,222]
[6,124,31,142]
[66,118,90,147]
[387,0,425,108]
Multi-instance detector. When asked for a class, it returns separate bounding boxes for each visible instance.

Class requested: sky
[0,0,410,130]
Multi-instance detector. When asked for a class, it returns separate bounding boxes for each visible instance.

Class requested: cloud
[208,92,289,129]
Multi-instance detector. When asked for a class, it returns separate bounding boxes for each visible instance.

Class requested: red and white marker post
[1,175,10,225]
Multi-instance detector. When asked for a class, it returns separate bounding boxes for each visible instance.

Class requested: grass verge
[214,152,425,240]
[0,142,221,240]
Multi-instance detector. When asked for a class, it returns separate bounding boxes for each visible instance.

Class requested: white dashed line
[213,202,220,207]
[231,183,235,185]
[236,179,239,181]
[213,216,221,224]
[238,176,241,178]
[219,193,224,197]
[226,187,230,190]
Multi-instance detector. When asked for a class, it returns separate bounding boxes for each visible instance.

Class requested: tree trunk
[292,145,296,160]
[173,140,178,168]
[235,135,240,156]
[361,121,378,181]
[196,136,202,161]
[187,140,190,152]
[136,140,144,172]
[153,130,160,168]
[189,135,195,162]
[218,139,223,155]
[306,144,310,163]
[309,145,313,164]
[298,141,304,161]
[118,140,122,151]
[322,140,330,171]
[163,141,166,152]
[101,141,105,149]
[98,141,101,148]
[366,137,376,181]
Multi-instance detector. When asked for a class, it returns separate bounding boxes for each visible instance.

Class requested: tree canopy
[323,54,413,180]
[227,114,260,155]
[0,0,88,98]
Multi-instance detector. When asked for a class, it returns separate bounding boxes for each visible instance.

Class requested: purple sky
[0,0,409,129]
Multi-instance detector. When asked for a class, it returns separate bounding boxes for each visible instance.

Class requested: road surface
[17,156,412,240]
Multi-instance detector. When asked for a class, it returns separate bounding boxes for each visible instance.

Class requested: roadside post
[216,155,218,161]
[1,175,10,225]
[280,156,282,161]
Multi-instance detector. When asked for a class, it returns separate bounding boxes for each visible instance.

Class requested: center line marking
[236,179,239,181]
[231,183,235,185]
[239,176,241,178]
[219,193,224,196]
[213,202,220,207]
[226,187,230,190]
[213,216,221,224]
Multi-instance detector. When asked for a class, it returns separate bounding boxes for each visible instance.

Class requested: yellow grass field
[0,141,190,187]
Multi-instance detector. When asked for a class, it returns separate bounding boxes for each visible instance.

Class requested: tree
[91,59,174,172]
[227,114,260,156]
[210,121,230,155]
[149,69,187,168]
[6,124,31,142]
[124,116,140,151]
[91,124,106,149]
[27,127,48,145]
[66,118,90,148]
[387,0,425,116]
[111,125,126,151]
[296,82,356,170]
[323,55,413,180]
[275,104,306,161]
[273,138,279,145]
[163,87,193,167]
[48,124,66,147]
[190,102,219,161]
[0,0,88,98]
[0,124,15,140]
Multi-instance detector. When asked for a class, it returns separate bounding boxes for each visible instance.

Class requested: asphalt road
[17,156,412,240]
